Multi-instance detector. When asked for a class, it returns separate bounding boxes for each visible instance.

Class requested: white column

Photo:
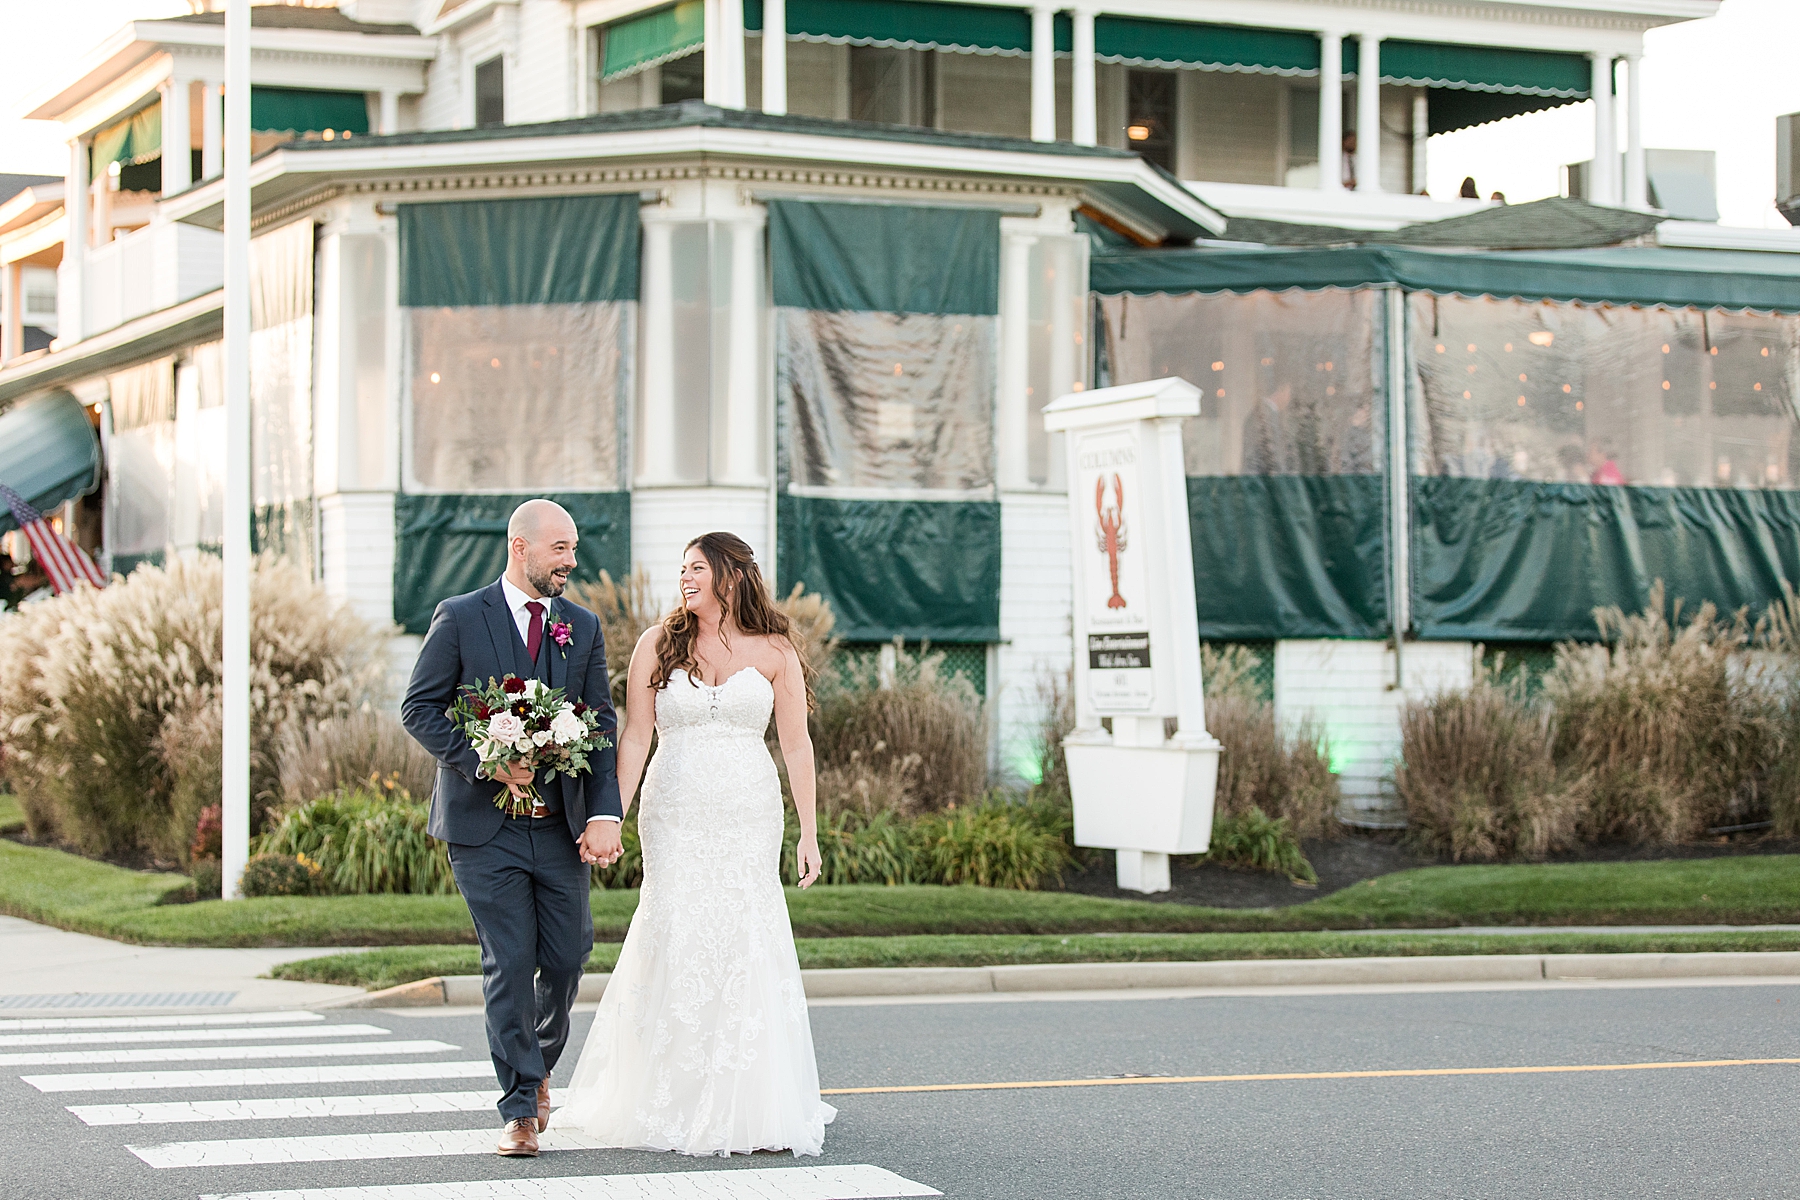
[1071,7,1096,147]
[378,89,400,134]
[1590,53,1616,204]
[62,137,87,343]
[1411,89,1428,195]
[221,0,252,900]
[722,214,765,483]
[1623,53,1646,208]
[637,213,678,484]
[2,261,20,363]
[703,0,745,107]
[162,79,192,195]
[760,0,787,115]
[1318,32,1344,192]
[1355,35,1381,192]
[997,232,1034,488]
[201,81,222,180]
[1030,5,1055,143]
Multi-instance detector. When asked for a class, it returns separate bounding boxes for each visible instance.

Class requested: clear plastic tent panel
[1409,293,1800,487]
[777,308,997,492]
[106,423,174,558]
[407,302,630,491]
[1096,289,1384,476]
[249,222,313,511]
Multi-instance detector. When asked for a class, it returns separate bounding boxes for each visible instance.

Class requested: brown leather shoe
[496,1117,539,1157]
[536,1079,551,1133]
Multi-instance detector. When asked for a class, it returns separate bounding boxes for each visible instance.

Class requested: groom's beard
[526,561,570,597]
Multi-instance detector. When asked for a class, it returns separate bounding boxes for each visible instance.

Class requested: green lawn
[274,928,1800,992]
[0,794,24,834]
[6,835,1800,950]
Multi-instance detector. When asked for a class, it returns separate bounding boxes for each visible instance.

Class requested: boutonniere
[548,606,574,659]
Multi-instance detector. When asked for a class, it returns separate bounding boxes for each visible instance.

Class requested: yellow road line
[821,1057,1800,1096]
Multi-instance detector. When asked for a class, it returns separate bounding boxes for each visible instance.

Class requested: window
[661,51,704,103]
[850,46,936,128]
[1125,69,1177,173]
[475,55,505,128]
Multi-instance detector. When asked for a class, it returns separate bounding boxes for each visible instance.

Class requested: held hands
[580,820,624,868]
[795,834,823,889]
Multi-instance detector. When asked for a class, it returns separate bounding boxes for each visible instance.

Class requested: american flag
[0,485,105,595]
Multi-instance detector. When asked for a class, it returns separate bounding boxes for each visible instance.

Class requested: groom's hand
[580,821,623,867]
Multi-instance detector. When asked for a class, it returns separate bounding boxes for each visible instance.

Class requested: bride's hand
[796,835,823,889]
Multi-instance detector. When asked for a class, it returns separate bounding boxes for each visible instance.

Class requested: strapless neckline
[675,665,767,691]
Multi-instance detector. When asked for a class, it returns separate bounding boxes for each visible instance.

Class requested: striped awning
[0,390,100,533]
[601,1,704,81]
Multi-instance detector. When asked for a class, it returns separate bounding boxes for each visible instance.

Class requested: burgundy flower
[572,702,588,717]
[474,703,492,720]
[550,621,573,647]
[501,675,527,695]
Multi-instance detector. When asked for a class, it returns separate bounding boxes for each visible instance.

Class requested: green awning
[770,199,999,315]
[92,104,161,168]
[1380,41,1590,97]
[0,391,100,533]
[1090,247,1800,314]
[746,0,1069,55]
[601,1,704,81]
[399,193,641,307]
[1095,16,1322,76]
[250,86,370,136]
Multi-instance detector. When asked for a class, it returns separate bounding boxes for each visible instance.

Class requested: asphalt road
[6,980,1799,1200]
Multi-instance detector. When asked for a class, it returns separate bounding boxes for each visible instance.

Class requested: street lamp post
[220,0,251,898]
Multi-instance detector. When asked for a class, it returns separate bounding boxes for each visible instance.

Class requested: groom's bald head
[506,499,578,598]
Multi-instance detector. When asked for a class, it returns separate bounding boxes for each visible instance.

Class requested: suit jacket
[402,580,623,847]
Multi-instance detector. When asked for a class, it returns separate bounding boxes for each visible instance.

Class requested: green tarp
[1091,247,1800,315]
[746,0,1068,54]
[1188,475,1389,641]
[93,104,160,169]
[1095,16,1326,75]
[0,391,100,534]
[769,199,999,315]
[250,87,370,136]
[600,1,704,80]
[777,495,1001,641]
[1412,477,1800,642]
[398,194,640,307]
[393,493,631,635]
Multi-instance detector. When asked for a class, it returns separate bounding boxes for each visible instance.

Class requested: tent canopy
[1091,246,1800,314]
[0,391,100,533]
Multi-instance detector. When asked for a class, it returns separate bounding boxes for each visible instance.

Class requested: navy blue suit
[401,579,622,1122]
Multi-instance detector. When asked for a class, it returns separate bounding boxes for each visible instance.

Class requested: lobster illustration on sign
[1095,473,1128,610]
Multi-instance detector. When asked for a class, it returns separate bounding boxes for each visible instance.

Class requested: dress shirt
[496,575,619,825]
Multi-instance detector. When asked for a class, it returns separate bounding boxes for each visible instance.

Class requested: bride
[558,531,837,1156]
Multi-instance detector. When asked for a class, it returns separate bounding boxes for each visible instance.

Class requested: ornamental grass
[272,709,437,812]
[1201,643,1341,839]
[812,640,987,810]
[255,788,455,896]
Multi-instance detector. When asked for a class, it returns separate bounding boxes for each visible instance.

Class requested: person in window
[1341,133,1358,191]
[1460,177,1480,199]
[1242,382,1294,475]
[0,550,14,611]
[1587,443,1626,485]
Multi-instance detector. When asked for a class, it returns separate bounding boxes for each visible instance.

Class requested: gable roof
[150,7,419,36]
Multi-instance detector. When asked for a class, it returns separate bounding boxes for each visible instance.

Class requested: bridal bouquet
[451,674,611,816]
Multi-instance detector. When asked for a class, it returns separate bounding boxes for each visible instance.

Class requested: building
[3,0,1795,824]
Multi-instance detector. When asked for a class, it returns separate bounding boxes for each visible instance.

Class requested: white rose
[558,702,577,718]
[531,729,553,747]
[524,678,546,699]
[549,710,584,745]
[487,712,525,744]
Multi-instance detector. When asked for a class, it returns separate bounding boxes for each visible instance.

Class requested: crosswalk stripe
[195,1165,942,1199]
[131,1126,614,1167]
[0,1011,323,1033]
[69,1090,567,1126]
[0,1023,390,1048]
[25,1060,495,1094]
[1,1039,457,1067]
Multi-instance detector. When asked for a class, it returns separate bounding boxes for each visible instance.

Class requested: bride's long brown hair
[650,532,815,710]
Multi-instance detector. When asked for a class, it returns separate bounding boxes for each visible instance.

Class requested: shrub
[1202,806,1317,884]
[272,710,437,812]
[190,857,222,901]
[1395,664,1573,861]
[190,803,223,862]
[913,798,1075,890]
[1544,587,1778,843]
[1200,645,1341,839]
[815,748,922,818]
[240,853,327,898]
[1027,670,1075,804]
[0,558,390,864]
[255,789,455,895]
[813,641,987,809]
[1755,584,1800,838]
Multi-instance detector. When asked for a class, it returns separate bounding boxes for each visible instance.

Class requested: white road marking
[0,1039,456,1067]
[132,1126,614,1167]
[0,1023,389,1048]
[25,1060,494,1094]
[0,1011,323,1033]
[192,1165,941,1198]
[69,1090,567,1125]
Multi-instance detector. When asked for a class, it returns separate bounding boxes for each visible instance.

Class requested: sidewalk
[0,915,365,1013]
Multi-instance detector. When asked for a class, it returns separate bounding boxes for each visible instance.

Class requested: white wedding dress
[559,666,837,1156]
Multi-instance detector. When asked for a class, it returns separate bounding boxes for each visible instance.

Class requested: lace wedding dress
[559,666,837,1156]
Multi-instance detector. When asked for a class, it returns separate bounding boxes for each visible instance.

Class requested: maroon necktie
[524,600,544,661]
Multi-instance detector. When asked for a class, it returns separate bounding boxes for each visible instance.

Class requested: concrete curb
[329,951,1800,1007]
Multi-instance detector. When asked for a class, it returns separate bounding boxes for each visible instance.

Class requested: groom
[402,498,624,1158]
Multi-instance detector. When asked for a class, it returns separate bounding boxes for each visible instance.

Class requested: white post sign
[1044,377,1220,893]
